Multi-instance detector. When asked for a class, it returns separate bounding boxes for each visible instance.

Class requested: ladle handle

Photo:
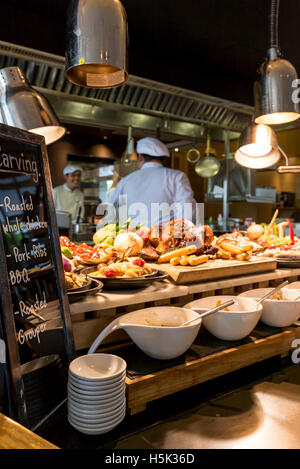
[249,280,289,311]
[186,299,235,325]
[88,318,121,354]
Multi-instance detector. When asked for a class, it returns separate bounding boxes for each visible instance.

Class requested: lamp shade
[0,67,65,145]
[66,0,128,88]
[254,48,299,125]
[234,122,281,169]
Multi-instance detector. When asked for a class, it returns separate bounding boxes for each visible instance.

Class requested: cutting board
[156,257,277,284]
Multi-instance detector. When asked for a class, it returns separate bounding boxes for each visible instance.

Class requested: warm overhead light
[0,67,65,145]
[66,0,128,89]
[234,121,299,172]
[254,0,299,125]
[174,147,179,152]
[234,122,281,169]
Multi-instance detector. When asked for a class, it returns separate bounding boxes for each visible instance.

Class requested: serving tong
[113,247,133,263]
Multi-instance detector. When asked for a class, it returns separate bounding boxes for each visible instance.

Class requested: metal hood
[0,40,256,142]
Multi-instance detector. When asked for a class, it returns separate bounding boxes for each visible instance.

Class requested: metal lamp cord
[270,0,280,51]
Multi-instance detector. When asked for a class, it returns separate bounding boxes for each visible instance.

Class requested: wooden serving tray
[156,257,277,284]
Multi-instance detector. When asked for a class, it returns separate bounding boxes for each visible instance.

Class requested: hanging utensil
[186,139,201,164]
[121,126,135,166]
[195,130,221,178]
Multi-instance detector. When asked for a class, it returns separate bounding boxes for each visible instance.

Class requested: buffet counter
[70,267,300,351]
[0,413,59,449]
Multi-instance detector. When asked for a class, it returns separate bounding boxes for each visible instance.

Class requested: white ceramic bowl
[238,288,300,327]
[68,385,125,403]
[68,376,126,390]
[68,411,125,435]
[282,282,300,301]
[69,354,126,382]
[68,371,126,389]
[184,296,262,341]
[68,413,125,432]
[68,389,125,407]
[68,410,125,431]
[88,307,202,360]
[68,396,125,414]
[67,382,125,396]
[68,401,126,423]
[68,397,125,413]
[68,382,125,397]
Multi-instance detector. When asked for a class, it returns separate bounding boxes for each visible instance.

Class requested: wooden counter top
[70,268,300,316]
[69,267,300,351]
[0,413,59,449]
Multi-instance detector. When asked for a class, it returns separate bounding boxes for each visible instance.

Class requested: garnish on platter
[59,236,119,265]
[88,257,153,279]
[246,210,300,258]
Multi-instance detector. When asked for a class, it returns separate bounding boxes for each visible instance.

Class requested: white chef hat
[63,164,83,175]
[136,137,170,158]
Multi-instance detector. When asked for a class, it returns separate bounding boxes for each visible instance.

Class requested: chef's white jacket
[109,162,197,227]
[53,184,85,221]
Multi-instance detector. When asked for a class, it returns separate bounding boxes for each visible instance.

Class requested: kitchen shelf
[205,197,276,204]
[82,176,113,184]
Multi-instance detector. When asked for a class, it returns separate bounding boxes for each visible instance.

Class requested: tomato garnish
[132,258,145,267]
[104,269,118,278]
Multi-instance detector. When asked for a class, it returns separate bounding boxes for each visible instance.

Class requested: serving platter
[66,277,92,293]
[80,267,168,290]
[155,257,277,284]
[67,278,104,302]
[275,257,300,268]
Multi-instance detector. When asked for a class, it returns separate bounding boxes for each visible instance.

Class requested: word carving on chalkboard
[0,124,75,428]
[0,146,40,182]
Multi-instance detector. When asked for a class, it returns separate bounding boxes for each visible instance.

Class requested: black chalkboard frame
[0,123,76,426]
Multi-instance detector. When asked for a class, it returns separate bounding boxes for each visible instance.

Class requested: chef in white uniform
[109,137,197,227]
[53,165,85,221]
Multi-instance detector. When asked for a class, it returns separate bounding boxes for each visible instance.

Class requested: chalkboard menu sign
[0,124,76,429]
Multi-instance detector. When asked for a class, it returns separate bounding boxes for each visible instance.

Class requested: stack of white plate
[68,353,127,435]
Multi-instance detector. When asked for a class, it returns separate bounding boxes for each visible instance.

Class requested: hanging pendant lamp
[0,67,65,145]
[66,0,128,89]
[254,0,299,125]
[234,121,281,169]
[234,119,300,172]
